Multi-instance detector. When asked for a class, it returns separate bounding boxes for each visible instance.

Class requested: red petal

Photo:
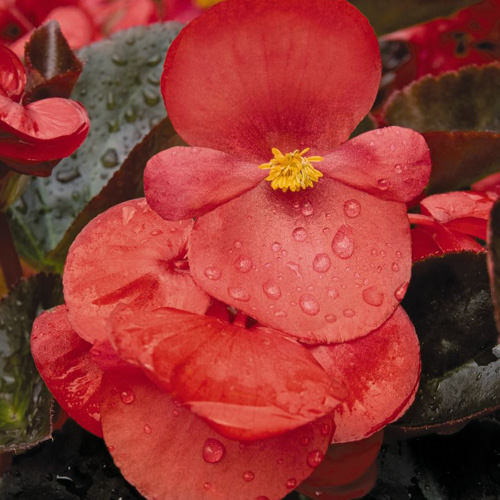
[163,0,380,159]
[144,146,264,220]
[63,198,210,344]
[0,45,26,100]
[310,307,421,443]
[110,305,346,441]
[323,127,431,203]
[101,369,335,500]
[30,305,104,436]
[0,96,89,162]
[302,431,383,489]
[189,178,411,343]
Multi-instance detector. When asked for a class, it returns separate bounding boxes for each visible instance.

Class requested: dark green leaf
[350,0,483,35]
[9,22,182,272]
[23,20,83,103]
[350,114,376,138]
[487,198,500,337]
[0,273,63,452]
[397,252,500,433]
[385,64,500,193]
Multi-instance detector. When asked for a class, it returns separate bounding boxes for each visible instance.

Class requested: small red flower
[145,0,431,344]
[0,44,89,175]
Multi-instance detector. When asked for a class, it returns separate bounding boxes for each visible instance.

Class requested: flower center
[259,147,324,193]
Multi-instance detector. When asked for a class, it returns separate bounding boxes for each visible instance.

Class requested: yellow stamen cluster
[259,147,324,193]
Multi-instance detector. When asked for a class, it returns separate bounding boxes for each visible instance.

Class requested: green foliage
[0,274,63,452]
[9,23,182,272]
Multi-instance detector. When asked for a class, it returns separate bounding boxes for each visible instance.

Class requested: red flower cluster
[0,43,89,174]
[31,0,431,498]
[1,0,201,56]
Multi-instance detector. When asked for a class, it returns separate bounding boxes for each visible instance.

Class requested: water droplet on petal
[204,267,221,280]
[263,281,281,300]
[243,471,255,482]
[203,482,211,490]
[327,287,339,299]
[234,240,242,248]
[343,308,355,318]
[286,261,302,278]
[286,478,297,489]
[394,164,402,173]
[234,255,253,273]
[292,227,307,242]
[362,286,384,307]
[392,262,400,272]
[301,201,314,216]
[343,199,361,218]
[320,423,331,435]
[377,178,389,190]
[312,253,331,273]
[395,282,409,301]
[274,310,287,318]
[325,314,337,323]
[299,294,320,316]
[228,287,250,301]
[202,438,225,463]
[120,390,135,404]
[271,242,281,252]
[332,225,354,259]
[307,450,324,468]
[143,424,152,434]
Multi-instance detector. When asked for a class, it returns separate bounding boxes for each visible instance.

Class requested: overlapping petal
[101,369,335,500]
[163,0,380,160]
[31,305,104,437]
[63,198,210,344]
[109,304,346,441]
[0,45,26,100]
[323,126,431,203]
[189,178,411,343]
[310,307,420,443]
[144,146,265,220]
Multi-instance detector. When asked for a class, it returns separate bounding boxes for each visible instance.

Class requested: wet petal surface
[189,179,411,343]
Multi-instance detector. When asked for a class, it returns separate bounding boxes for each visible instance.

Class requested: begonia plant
[27,0,433,498]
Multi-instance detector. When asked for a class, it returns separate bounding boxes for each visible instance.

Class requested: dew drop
[343,199,361,218]
[362,286,384,307]
[120,390,135,404]
[234,255,253,273]
[121,206,136,224]
[301,201,314,216]
[299,294,320,316]
[228,286,250,301]
[56,166,81,183]
[286,478,297,489]
[312,253,331,273]
[203,482,211,490]
[394,282,409,301]
[150,229,162,236]
[395,250,402,258]
[274,310,287,318]
[172,409,180,417]
[204,267,221,280]
[394,164,403,173]
[307,450,324,468]
[202,438,225,463]
[271,242,281,252]
[325,314,337,323]
[242,471,255,482]
[142,88,160,106]
[377,178,389,190]
[292,227,307,242]
[343,309,355,318]
[143,424,152,434]
[331,225,354,259]
[300,436,311,446]
[263,281,281,300]
[320,423,331,435]
[327,287,339,299]
[391,262,400,272]
[100,148,119,168]
[286,261,302,278]
[390,143,396,152]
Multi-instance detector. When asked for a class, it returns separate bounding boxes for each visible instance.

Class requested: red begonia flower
[108,303,347,441]
[0,44,89,173]
[63,198,210,344]
[31,305,106,437]
[310,307,420,443]
[145,0,431,343]
[410,190,495,260]
[100,369,335,500]
[382,0,499,82]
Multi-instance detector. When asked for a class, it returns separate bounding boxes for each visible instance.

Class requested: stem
[0,210,22,291]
